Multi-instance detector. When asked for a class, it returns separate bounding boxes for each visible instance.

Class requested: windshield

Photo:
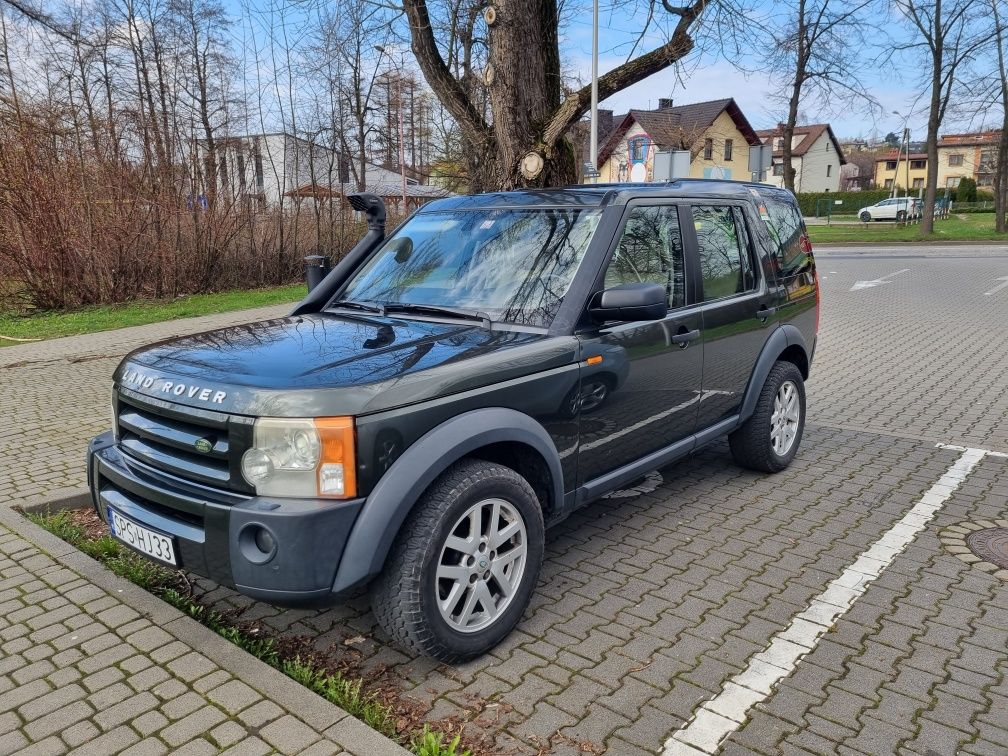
[337,208,602,327]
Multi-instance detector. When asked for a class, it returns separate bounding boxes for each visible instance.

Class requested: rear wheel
[859,211,871,222]
[729,361,805,473]
[897,210,907,222]
[370,459,545,662]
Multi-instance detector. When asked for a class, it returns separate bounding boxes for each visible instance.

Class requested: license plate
[107,507,178,566]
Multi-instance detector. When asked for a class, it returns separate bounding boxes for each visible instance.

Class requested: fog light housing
[253,526,275,555]
[239,523,278,565]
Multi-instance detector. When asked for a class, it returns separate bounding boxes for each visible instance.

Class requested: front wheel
[729,361,806,473]
[370,459,545,662]
[859,211,871,222]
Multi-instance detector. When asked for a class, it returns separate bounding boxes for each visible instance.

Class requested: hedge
[794,187,993,216]
[795,190,892,216]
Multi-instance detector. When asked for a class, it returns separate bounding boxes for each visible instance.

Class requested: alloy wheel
[770,380,800,456]
[435,498,528,633]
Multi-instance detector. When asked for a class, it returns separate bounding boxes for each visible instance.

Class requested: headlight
[241,417,356,499]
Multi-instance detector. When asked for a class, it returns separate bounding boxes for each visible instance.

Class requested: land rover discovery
[88,180,819,661]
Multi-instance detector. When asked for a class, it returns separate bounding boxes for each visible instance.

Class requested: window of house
[826,164,832,177]
[946,176,962,187]
[605,206,686,308]
[912,177,924,189]
[772,162,784,176]
[948,154,964,166]
[910,159,926,170]
[884,178,894,189]
[774,137,783,151]
[724,139,733,160]
[885,160,897,170]
[704,138,713,160]
[692,205,755,301]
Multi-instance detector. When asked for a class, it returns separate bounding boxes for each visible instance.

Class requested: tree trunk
[992,0,1008,232]
[921,43,943,234]
[782,0,807,193]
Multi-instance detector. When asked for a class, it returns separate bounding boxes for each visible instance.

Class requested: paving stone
[260,713,321,752]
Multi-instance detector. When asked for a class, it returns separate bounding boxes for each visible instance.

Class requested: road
[3,245,1007,755]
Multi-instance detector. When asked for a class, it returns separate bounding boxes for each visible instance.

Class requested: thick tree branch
[539,0,706,152]
[402,0,489,144]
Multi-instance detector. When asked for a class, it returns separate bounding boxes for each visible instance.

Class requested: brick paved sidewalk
[0,506,407,756]
[0,303,293,508]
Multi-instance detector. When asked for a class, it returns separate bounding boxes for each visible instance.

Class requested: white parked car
[857,197,922,222]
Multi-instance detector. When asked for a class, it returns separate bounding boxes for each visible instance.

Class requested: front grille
[115,390,253,494]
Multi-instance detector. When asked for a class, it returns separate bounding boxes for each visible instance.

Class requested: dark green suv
[88,180,819,661]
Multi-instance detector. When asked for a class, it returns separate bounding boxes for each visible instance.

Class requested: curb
[813,240,1008,248]
[19,486,93,514]
[0,503,411,756]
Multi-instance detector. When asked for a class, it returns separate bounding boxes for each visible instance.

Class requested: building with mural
[592,98,762,184]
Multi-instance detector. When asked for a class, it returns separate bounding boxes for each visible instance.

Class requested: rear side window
[760,193,812,280]
[605,205,687,309]
[692,205,755,301]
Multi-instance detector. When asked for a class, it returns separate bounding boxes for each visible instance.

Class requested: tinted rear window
[759,192,812,280]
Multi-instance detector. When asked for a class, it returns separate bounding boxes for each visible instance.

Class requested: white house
[753,123,846,192]
[207,132,446,211]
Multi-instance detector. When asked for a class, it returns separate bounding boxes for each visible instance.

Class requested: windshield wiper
[329,299,386,315]
[384,303,492,330]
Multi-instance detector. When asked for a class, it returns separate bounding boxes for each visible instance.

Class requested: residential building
[873,151,929,191]
[753,123,847,192]
[872,131,1001,192]
[593,98,762,184]
[208,132,447,211]
[936,131,999,188]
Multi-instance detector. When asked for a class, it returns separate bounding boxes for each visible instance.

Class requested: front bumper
[88,431,365,605]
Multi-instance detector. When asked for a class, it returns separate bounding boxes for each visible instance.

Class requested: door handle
[757,306,777,322]
[671,328,700,347]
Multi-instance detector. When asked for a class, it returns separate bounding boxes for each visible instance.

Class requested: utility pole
[589,0,599,180]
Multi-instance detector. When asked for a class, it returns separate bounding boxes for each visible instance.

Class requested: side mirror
[589,283,668,323]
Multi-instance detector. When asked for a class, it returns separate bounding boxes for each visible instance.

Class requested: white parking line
[661,446,990,756]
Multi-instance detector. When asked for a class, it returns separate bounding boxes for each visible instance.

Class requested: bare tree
[403,0,750,189]
[895,0,988,233]
[765,0,876,192]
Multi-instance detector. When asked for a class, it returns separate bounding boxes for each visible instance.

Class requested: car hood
[115,312,577,416]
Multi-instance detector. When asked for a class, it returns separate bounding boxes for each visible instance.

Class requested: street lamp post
[375,45,409,213]
[589,0,599,181]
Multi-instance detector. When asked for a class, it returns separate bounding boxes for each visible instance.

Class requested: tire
[859,211,871,222]
[897,210,907,222]
[729,361,806,473]
[370,459,545,662]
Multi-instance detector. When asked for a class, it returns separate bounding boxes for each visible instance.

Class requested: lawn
[807,212,1005,244]
[0,283,307,346]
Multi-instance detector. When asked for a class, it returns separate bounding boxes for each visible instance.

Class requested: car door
[576,202,703,485]
[689,202,778,431]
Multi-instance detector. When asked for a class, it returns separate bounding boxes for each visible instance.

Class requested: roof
[420,178,791,213]
[597,98,761,166]
[938,131,1001,147]
[874,152,928,163]
[753,123,847,164]
[285,182,451,200]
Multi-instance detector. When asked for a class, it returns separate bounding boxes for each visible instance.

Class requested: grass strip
[806,212,1004,244]
[1,284,307,345]
[27,509,470,756]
